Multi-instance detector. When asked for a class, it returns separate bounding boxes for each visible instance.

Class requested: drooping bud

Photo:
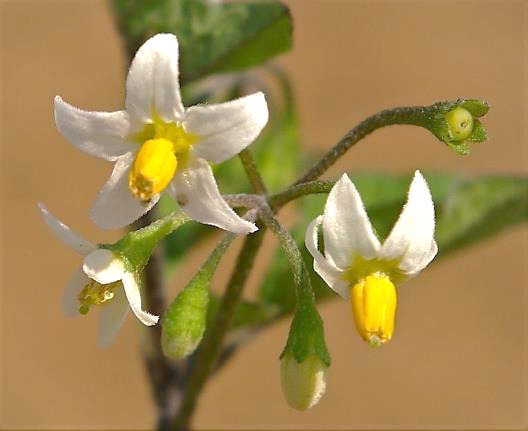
[280,291,331,410]
[162,278,210,360]
[129,138,177,202]
[350,272,397,347]
[162,234,234,359]
[280,351,328,411]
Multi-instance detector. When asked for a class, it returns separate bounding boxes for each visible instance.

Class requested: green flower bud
[162,234,234,359]
[162,279,210,359]
[280,351,328,411]
[280,292,331,410]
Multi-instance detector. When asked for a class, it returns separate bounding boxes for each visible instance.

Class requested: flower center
[78,280,121,315]
[350,272,397,347]
[128,116,197,203]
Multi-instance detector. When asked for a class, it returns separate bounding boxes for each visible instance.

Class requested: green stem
[239,148,269,195]
[269,181,334,210]
[173,229,266,430]
[294,106,430,185]
[256,202,312,296]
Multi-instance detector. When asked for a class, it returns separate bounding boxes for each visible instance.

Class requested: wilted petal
[83,249,125,284]
[54,96,133,161]
[98,286,130,347]
[125,33,184,123]
[171,157,257,234]
[63,267,89,317]
[121,272,159,326]
[38,203,95,255]
[381,171,437,274]
[322,174,380,268]
[305,216,349,299]
[90,152,159,229]
[185,92,269,163]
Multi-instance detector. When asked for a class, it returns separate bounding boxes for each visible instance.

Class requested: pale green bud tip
[280,353,328,411]
[161,330,201,360]
[445,107,473,141]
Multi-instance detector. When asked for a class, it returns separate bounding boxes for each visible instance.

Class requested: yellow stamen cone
[350,273,397,347]
[129,138,177,202]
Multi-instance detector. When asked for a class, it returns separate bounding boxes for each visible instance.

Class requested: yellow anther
[128,138,177,203]
[350,272,397,347]
[445,106,473,141]
[78,280,121,315]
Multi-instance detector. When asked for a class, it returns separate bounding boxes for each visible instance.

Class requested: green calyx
[423,99,489,155]
[100,210,189,272]
[280,290,331,368]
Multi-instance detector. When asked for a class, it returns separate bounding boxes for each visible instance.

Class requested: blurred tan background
[1,0,527,429]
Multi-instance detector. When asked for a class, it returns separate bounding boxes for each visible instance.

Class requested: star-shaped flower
[305,171,437,347]
[39,203,158,346]
[54,33,268,233]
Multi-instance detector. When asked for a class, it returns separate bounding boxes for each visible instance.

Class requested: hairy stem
[239,148,269,195]
[294,106,429,184]
[173,229,265,430]
[269,180,333,210]
[135,211,186,431]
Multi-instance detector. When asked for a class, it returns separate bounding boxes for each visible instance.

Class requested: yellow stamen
[128,138,177,203]
[350,272,397,347]
[78,280,121,315]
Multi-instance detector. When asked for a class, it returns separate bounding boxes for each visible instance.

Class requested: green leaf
[110,0,293,83]
[259,172,528,313]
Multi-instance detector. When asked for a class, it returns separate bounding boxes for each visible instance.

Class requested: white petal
[63,267,89,317]
[184,92,269,163]
[322,174,381,268]
[98,287,130,348]
[54,96,133,161]
[90,152,159,229]
[83,249,125,284]
[171,157,257,234]
[381,171,437,274]
[305,216,349,299]
[125,33,184,123]
[38,203,95,255]
[121,272,159,326]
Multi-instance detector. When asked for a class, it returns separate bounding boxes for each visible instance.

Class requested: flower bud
[280,352,328,411]
[161,279,210,359]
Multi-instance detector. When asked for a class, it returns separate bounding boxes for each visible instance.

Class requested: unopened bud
[280,352,328,411]
[161,280,209,359]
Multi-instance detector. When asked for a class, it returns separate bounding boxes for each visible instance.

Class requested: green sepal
[280,290,331,367]
[161,274,210,360]
[466,119,487,143]
[100,211,189,272]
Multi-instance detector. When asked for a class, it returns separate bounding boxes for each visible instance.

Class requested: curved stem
[239,148,269,195]
[173,229,266,430]
[294,106,429,184]
[269,180,333,210]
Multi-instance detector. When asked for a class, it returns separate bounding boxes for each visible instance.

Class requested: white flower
[54,33,268,233]
[39,203,159,347]
[305,171,437,347]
